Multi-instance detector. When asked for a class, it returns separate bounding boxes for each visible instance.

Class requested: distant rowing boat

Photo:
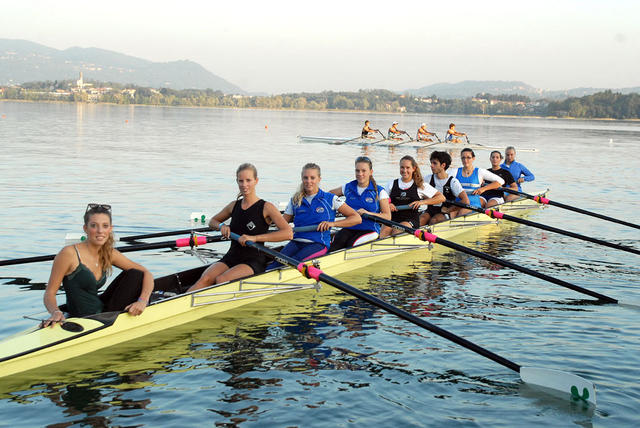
[298,135,539,152]
[0,193,546,378]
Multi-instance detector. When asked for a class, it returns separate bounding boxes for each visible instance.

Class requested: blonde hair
[236,163,258,199]
[84,207,114,275]
[400,155,424,188]
[293,163,321,206]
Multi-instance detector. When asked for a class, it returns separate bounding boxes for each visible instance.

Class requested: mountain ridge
[0,38,245,93]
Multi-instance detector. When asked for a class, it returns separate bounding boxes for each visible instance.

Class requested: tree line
[1,80,638,119]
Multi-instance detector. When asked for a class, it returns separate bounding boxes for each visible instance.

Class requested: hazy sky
[2,0,639,93]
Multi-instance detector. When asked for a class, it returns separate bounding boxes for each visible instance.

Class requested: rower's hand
[317,221,333,232]
[409,201,422,210]
[472,188,483,195]
[125,299,147,316]
[238,234,256,246]
[517,177,524,184]
[389,203,398,212]
[41,310,65,328]
[356,208,369,215]
[219,224,230,238]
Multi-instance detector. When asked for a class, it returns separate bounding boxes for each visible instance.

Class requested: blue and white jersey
[455,167,482,207]
[285,189,341,248]
[342,180,388,233]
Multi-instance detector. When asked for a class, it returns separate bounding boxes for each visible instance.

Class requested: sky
[2,0,639,94]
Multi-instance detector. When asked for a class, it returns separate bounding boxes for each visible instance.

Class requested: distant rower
[361,120,379,139]
[445,123,466,144]
[501,146,535,191]
[388,121,405,141]
[417,123,435,142]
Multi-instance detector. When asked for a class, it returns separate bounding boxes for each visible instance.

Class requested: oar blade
[520,366,596,406]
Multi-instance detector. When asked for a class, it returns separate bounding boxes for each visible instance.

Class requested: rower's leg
[214,264,255,284]
[419,212,431,226]
[188,262,229,291]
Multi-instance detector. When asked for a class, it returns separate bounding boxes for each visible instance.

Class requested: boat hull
[0,194,547,378]
[297,135,538,152]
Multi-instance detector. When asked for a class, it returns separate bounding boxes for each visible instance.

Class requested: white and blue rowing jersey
[285,189,342,248]
[341,180,388,233]
[455,167,505,208]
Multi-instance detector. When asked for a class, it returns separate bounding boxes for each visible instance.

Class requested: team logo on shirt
[316,207,325,213]
[400,192,407,197]
[365,197,374,203]
[246,221,256,230]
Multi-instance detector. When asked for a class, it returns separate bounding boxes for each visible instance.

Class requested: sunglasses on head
[356,156,372,163]
[86,203,112,213]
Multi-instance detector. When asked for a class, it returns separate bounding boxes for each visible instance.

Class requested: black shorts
[391,211,419,228]
[424,205,439,216]
[329,228,378,252]
[220,249,268,275]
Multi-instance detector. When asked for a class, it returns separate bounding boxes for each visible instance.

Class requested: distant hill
[405,79,640,100]
[0,39,245,93]
[544,86,640,99]
[406,80,543,99]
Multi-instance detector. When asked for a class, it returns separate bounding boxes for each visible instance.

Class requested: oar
[501,188,640,231]
[433,132,443,143]
[377,130,386,139]
[465,135,471,144]
[0,235,225,267]
[118,226,213,242]
[361,213,617,303]
[448,201,640,256]
[403,131,415,141]
[228,231,597,406]
[333,136,364,145]
[293,225,329,232]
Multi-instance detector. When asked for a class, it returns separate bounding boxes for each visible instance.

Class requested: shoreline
[1,98,638,122]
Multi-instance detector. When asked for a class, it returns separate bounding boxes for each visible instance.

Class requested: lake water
[0,101,639,426]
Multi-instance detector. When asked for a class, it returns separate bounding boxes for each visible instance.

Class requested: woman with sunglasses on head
[328,157,391,251]
[189,163,292,290]
[380,155,445,238]
[266,163,360,269]
[455,148,505,208]
[42,204,154,327]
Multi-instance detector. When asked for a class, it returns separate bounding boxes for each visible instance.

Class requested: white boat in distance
[297,135,539,152]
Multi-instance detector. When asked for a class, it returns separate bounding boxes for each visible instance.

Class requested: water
[1,101,639,426]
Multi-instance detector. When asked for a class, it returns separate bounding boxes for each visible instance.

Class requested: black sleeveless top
[227,198,270,262]
[482,168,515,200]
[63,245,107,316]
[361,128,369,137]
[430,175,455,207]
[389,179,420,224]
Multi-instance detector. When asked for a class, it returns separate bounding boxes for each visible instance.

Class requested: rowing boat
[297,135,539,152]
[0,192,547,379]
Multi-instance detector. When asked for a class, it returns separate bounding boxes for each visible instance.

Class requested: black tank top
[430,175,455,206]
[228,198,270,259]
[389,179,420,224]
[361,128,369,137]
